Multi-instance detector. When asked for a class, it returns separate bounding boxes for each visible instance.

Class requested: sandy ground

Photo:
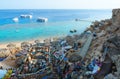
[0,38,47,49]
[0,37,59,68]
[0,36,61,49]
[0,56,16,69]
[0,62,12,69]
[0,39,43,69]
[0,35,66,69]
[0,42,21,49]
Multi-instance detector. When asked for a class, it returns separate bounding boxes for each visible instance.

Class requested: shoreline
[0,35,66,49]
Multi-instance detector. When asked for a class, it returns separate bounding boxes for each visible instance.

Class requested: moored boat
[12,17,19,22]
[36,17,48,22]
[20,14,32,19]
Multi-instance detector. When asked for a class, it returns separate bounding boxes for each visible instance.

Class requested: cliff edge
[85,9,120,79]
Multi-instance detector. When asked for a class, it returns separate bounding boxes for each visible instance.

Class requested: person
[0,66,3,69]
[96,56,102,67]
[24,64,29,73]
[63,62,70,74]
[57,65,63,79]
[65,71,71,79]
[71,70,78,79]
[76,62,81,71]
[73,42,78,50]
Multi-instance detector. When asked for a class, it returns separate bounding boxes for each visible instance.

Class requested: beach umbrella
[21,42,32,50]
[6,43,17,54]
[7,43,16,48]
[21,42,30,46]
[0,48,10,57]
[20,50,28,55]
[34,40,40,44]
[0,48,7,53]
[44,39,51,46]
[65,35,75,46]
[69,54,82,62]
[34,40,42,48]
[33,43,45,48]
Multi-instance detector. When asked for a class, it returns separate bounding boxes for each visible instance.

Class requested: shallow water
[0,9,112,43]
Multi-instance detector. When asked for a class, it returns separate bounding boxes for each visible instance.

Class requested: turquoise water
[0,9,112,43]
[0,21,91,43]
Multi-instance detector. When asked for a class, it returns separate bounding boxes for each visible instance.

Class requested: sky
[0,0,120,9]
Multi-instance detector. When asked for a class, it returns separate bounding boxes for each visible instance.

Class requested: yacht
[20,14,32,19]
[37,17,48,22]
[13,17,19,22]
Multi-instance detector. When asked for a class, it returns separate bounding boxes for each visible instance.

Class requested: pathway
[77,34,93,59]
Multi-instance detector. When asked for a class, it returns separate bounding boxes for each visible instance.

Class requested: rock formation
[112,9,120,26]
[85,9,120,79]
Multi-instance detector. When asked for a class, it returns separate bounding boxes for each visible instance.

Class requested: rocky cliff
[112,9,120,26]
[85,9,120,79]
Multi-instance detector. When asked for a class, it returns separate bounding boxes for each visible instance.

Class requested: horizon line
[0,8,113,10]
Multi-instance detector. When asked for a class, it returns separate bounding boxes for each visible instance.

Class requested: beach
[0,38,44,48]
[1,9,119,79]
[0,35,65,49]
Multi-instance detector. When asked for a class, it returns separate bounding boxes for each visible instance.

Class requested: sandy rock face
[85,9,120,79]
[112,9,120,26]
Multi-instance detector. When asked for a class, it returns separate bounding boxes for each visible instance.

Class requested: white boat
[20,14,32,19]
[37,17,48,22]
[13,17,19,22]
[28,15,32,19]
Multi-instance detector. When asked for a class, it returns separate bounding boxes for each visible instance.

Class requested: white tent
[0,70,7,78]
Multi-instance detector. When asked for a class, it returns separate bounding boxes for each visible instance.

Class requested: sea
[0,9,112,44]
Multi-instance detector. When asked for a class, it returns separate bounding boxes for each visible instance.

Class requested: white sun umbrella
[65,35,75,46]
[0,48,10,54]
[44,39,51,46]
[7,43,16,54]
[21,42,31,47]
[34,39,41,44]
[0,48,10,57]
[21,42,32,50]
[0,48,7,53]
[7,43,16,48]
